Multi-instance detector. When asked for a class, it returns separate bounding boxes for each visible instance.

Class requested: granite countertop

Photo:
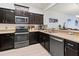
[0,30,15,34]
[29,30,79,43]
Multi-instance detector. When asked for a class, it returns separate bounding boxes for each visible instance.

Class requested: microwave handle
[25,17,29,23]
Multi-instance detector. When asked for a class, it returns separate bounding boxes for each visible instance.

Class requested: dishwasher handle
[50,36,63,42]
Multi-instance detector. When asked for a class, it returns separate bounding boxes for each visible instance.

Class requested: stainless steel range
[15,24,29,48]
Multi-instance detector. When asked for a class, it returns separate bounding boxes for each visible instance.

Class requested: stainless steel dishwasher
[50,36,64,56]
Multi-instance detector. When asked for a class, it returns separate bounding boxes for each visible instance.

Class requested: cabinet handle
[65,47,66,52]
[67,43,74,47]
[10,10,14,13]
[3,20,4,23]
[6,20,7,23]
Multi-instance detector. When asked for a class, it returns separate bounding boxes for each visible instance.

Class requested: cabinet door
[15,5,29,17]
[38,14,43,24]
[39,32,50,52]
[0,34,14,51]
[44,37,50,52]
[15,9,21,16]
[29,13,35,24]
[5,9,15,24]
[40,15,43,24]
[0,8,4,23]
[15,5,23,16]
[39,32,44,47]
[0,8,6,23]
[28,13,43,24]
[34,14,43,24]
[42,33,50,52]
[29,32,38,45]
[25,11,29,17]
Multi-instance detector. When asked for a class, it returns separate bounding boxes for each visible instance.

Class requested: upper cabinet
[0,8,15,24]
[0,4,43,24]
[5,9,15,24]
[28,13,35,24]
[15,4,29,17]
[34,13,43,24]
[29,12,43,24]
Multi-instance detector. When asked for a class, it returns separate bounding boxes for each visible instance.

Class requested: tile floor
[0,44,51,56]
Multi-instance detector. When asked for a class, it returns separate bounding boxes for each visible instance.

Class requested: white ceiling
[25,3,79,15]
[26,3,51,10]
[49,3,79,15]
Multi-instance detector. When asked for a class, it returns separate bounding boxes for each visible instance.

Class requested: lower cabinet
[39,32,50,52]
[50,36,64,56]
[44,38,50,52]
[29,32,39,45]
[29,32,79,56]
[39,32,44,46]
[0,33,14,51]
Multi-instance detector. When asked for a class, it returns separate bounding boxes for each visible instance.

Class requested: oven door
[15,16,29,24]
[15,32,29,43]
[16,25,28,33]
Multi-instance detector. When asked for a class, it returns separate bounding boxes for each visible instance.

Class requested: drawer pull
[67,43,74,47]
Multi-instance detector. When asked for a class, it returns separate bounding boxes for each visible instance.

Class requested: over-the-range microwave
[15,16,29,24]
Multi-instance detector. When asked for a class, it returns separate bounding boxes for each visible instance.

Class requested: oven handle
[15,32,29,35]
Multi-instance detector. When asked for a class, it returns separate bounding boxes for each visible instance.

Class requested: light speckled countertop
[29,30,79,43]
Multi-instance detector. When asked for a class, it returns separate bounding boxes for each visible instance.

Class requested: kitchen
[0,3,79,56]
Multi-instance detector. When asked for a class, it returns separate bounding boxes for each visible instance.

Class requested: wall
[44,10,69,29]
[44,9,79,30]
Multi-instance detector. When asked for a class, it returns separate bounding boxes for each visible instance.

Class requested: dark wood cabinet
[15,9,29,17]
[0,33,14,51]
[39,32,50,52]
[34,13,43,24]
[0,8,5,23]
[29,32,39,45]
[29,32,50,52]
[0,8,15,24]
[39,32,44,46]
[5,9,15,24]
[15,4,29,17]
[28,13,35,24]
[28,12,43,24]
[44,35,50,52]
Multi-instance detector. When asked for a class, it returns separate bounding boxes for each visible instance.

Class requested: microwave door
[15,16,28,24]
[15,18,26,24]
